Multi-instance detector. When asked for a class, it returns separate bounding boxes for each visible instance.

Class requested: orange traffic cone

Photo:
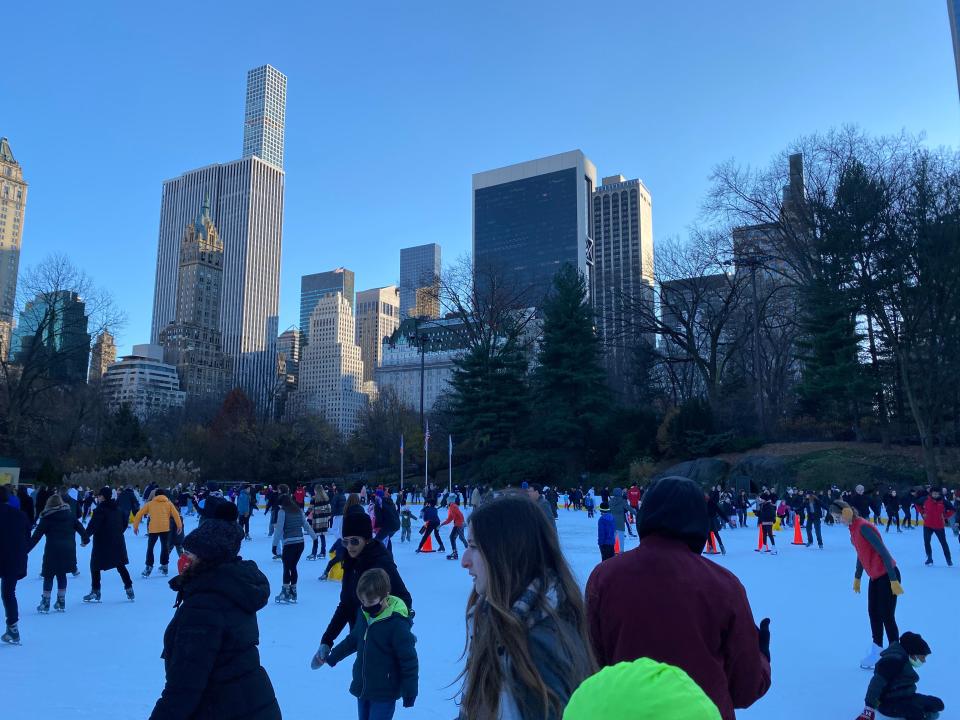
[754,525,765,552]
[421,530,433,552]
[614,534,621,554]
[791,514,804,545]
[703,532,720,555]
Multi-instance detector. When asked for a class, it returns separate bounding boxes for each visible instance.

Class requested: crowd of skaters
[0,474,954,719]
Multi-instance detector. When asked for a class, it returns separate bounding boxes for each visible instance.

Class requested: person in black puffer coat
[149,517,280,720]
[82,487,134,601]
[28,495,85,612]
[862,631,943,720]
[16,486,35,527]
[314,509,413,663]
[1,485,30,643]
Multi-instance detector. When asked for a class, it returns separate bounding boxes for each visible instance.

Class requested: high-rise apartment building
[399,244,441,320]
[294,293,368,435]
[150,66,286,413]
[101,344,186,420]
[592,174,654,395]
[355,285,400,383]
[88,330,117,385]
[0,137,27,360]
[300,268,354,344]
[473,150,597,307]
[13,290,90,384]
[950,0,960,101]
[277,327,301,378]
[159,199,231,400]
[243,65,287,170]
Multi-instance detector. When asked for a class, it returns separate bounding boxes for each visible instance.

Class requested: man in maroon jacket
[585,476,771,720]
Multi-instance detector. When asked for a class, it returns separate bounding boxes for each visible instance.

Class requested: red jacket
[921,497,948,530]
[627,488,641,508]
[440,503,464,528]
[586,535,770,720]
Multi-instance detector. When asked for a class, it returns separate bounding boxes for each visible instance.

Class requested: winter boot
[142,566,153,578]
[1,623,19,645]
[275,584,290,604]
[125,586,136,601]
[159,564,169,577]
[83,590,102,603]
[288,585,298,603]
[54,595,66,613]
[860,643,882,669]
[37,595,50,614]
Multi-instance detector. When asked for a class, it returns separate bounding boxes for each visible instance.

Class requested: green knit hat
[563,658,722,720]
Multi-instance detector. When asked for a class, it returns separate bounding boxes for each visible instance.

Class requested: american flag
[400,434,404,456]
[424,420,431,451]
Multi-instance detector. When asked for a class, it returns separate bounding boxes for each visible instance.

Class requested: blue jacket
[598,513,616,546]
[422,506,440,525]
[237,492,251,515]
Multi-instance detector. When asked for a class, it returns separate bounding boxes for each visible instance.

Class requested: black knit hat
[183,520,243,565]
[899,632,931,657]
[97,487,113,501]
[637,476,709,554]
[341,510,373,540]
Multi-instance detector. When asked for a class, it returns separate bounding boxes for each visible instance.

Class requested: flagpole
[400,434,404,493]
[424,420,430,494]
[448,435,452,495]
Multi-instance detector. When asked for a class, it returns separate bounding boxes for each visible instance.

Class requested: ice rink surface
[5,506,957,719]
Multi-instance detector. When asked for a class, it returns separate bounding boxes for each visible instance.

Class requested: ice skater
[272,493,317,603]
[858,631,943,720]
[28,495,85,613]
[415,499,445,554]
[440,493,466,560]
[0,485,29,644]
[81,487,134,603]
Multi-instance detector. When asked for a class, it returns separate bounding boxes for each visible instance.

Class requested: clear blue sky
[4,1,957,355]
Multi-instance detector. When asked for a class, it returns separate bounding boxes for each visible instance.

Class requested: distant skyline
[3,1,957,356]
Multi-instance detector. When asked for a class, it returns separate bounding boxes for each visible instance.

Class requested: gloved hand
[757,618,771,661]
[856,706,875,720]
[310,643,331,669]
[853,578,861,594]
[402,696,416,708]
[890,580,904,596]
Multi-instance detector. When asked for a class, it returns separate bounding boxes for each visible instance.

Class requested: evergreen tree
[99,404,152,466]
[528,264,609,477]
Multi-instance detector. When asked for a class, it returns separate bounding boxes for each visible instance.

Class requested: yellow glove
[853,578,861,594]
[890,580,904,596]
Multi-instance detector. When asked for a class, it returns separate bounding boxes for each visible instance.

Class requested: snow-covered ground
[5,506,957,719]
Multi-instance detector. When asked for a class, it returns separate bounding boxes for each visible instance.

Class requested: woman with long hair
[306,488,331,561]
[28,495,85,613]
[458,493,595,720]
[271,493,316,604]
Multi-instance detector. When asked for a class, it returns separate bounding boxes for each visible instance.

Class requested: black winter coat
[321,540,413,647]
[0,502,29,579]
[84,499,129,571]
[17,489,35,525]
[149,559,281,720]
[865,642,920,709]
[327,597,418,702]
[34,488,52,519]
[117,488,140,526]
[29,505,84,577]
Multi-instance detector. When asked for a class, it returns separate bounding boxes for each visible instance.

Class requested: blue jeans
[358,698,395,720]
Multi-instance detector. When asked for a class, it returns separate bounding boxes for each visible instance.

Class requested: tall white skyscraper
[355,285,399,383]
[151,67,286,413]
[243,65,287,169]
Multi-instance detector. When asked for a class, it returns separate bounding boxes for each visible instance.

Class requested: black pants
[806,518,822,546]
[42,573,67,593]
[878,693,944,720]
[416,522,443,551]
[885,511,900,531]
[868,569,900,647]
[239,514,251,537]
[311,534,327,557]
[599,544,615,561]
[903,509,912,528]
[92,565,133,591]
[737,509,747,527]
[282,542,304,585]
[146,532,171,567]
[1,576,17,625]
[923,527,952,563]
[448,526,466,554]
[761,525,775,546]
[711,528,726,552]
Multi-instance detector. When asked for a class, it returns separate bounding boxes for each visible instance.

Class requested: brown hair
[313,487,329,503]
[280,494,299,514]
[344,493,362,511]
[45,495,65,512]
[458,493,595,720]
[357,568,391,601]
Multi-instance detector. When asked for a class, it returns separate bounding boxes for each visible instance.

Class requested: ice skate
[288,585,298,603]
[860,643,882,669]
[306,554,317,561]
[446,552,459,560]
[83,590,102,603]
[53,596,65,612]
[1,623,20,645]
[125,586,136,601]
[37,596,50,614]
[159,564,169,576]
[142,565,153,578]
[275,585,291,604]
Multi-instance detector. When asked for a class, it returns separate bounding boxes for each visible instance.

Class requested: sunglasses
[343,537,365,547]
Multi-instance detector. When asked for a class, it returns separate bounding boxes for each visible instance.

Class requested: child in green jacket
[312,568,418,718]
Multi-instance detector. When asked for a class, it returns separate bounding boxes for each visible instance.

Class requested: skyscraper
[277,327,301,379]
[243,65,287,169]
[0,137,27,360]
[300,268,355,344]
[88,330,117,385]
[473,150,597,307]
[101,344,186,420]
[592,174,654,395]
[355,285,399,383]
[150,66,286,413]
[399,243,441,320]
[294,293,368,435]
[13,290,90,384]
[159,199,231,400]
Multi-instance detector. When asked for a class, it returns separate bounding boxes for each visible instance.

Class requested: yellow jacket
[133,494,183,534]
